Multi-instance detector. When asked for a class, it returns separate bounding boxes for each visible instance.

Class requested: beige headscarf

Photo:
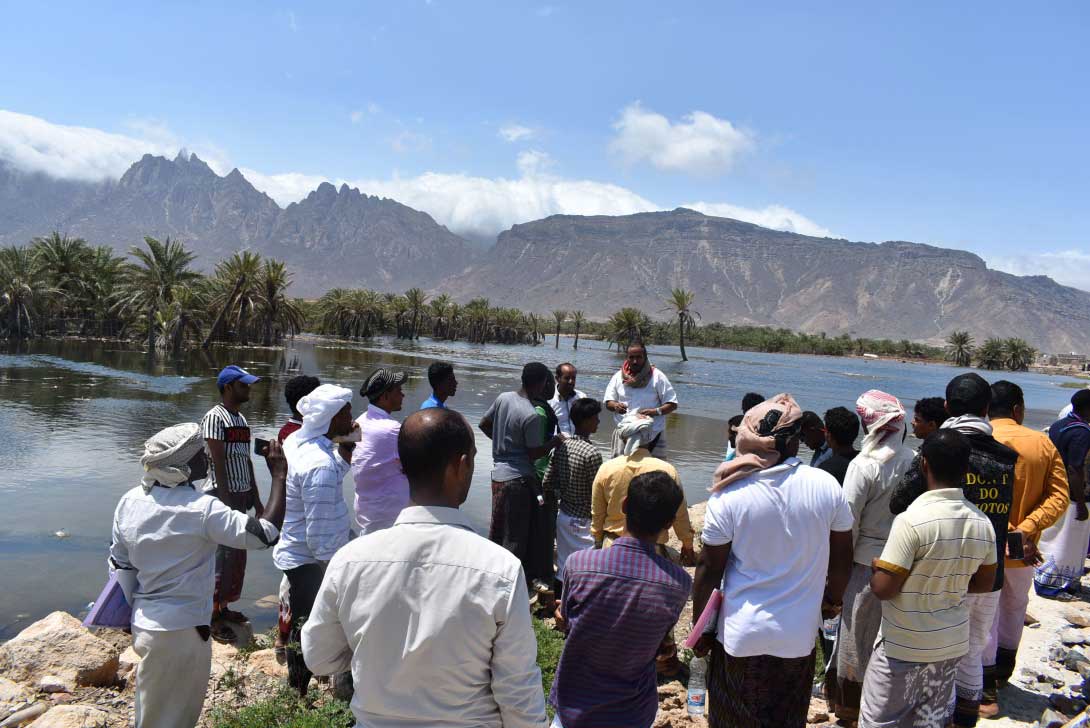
[141,423,205,493]
[712,393,803,491]
[616,412,655,456]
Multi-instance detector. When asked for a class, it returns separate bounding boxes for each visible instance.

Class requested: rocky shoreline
[4,501,1090,727]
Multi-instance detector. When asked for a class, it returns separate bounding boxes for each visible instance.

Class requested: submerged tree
[552,310,567,349]
[0,245,58,339]
[945,330,975,368]
[570,310,585,350]
[663,288,700,361]
[114,237,200,351]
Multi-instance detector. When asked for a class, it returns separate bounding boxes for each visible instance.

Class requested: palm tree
[662,288,700,361]
[84,246,126,336]
[976,338,1006,370]
[464,298,491,343]
[404,288,428,340]
[254,260,305,345]
[945,330,975,368]
[608,307,650,350]
[114,237,201,350]
[429,294,452,338]
[551,310,567,348]
[206,251,263,345]
[32,232,91,329]
[157,286,206,355]
[570,310,585,350]
[1004,338,1037,372]
[0,246,58,339]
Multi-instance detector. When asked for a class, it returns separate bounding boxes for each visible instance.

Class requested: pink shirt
[351,405,410,534]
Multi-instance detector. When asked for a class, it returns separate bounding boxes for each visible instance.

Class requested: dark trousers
[489,477,551,584]
[708,642,816,728]
[284,563,325,695]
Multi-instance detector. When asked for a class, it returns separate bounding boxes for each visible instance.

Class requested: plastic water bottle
[822,615,840,642]
[687,656,707,716]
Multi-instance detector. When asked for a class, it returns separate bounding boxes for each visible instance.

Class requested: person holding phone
[200,365,262,638]
[110,423,287,728]
[978,381,1069,716]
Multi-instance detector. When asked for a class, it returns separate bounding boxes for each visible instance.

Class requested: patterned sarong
[837,563,883,715]
[708,641,815,728]
[860,640,958,728]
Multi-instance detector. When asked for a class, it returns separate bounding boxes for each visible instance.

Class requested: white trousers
[953,591,1000,703]
[984,566,1033,666]
[133,625,212,728]
[555,510,594,582]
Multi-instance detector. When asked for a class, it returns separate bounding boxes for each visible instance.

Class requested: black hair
[945,373,990,417]
[284,375,321,414]
[728,414,743,428]
[1072,390,1090,416]
[570,397,601,426]
[921,429,971,486]
[521,362,551,389]
[742,392,765,413]
[626,470,683,538]
[626,341,648,355]
[989,380,1024,419]
[913,397,947,425]
[555,362,575,378]
[800,411,824,430]
[427,361,455,390]
[823,407,860,447]
[398,409,474,489]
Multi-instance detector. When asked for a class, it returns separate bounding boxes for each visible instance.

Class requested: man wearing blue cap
[202,364,262,636]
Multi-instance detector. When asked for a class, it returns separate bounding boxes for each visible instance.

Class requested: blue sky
[1,1,1087,284]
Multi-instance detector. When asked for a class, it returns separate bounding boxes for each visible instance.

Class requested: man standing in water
[604,342,678,458]
[353,368,411,534]
[201,365,262,637]
[549,363,586,436]
[420,361,457,410]
[480,362,564,585]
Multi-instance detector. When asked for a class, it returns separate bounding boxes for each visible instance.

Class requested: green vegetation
[1062,380,1090,389]
[209,689,354,728]
[0,233,303,349]
[0,231,1045,370]
[533,618,565,719]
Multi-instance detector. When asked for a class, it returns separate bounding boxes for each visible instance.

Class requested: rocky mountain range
[1,153,1087,352]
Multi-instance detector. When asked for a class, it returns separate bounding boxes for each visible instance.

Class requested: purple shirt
[351,405,410,534]
[549,537,691,728]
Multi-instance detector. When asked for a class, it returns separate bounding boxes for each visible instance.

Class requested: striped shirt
[201,404,253,495]
[543,435,602,519]
[549,537,691,728]
[875,487,997,663]
[273,434,352,570]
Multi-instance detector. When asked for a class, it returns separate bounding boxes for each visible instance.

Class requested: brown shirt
[991,417,1070,568]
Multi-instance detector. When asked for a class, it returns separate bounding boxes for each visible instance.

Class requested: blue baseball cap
[217,365,261,390]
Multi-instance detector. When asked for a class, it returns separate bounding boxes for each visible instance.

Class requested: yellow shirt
[590,449,693,547]
[991,417,1070,568]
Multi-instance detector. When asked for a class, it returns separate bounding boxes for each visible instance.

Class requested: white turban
[296,384,354,442]
[617,412,655,456]
[141,423,205,493]
[856,389,907,463]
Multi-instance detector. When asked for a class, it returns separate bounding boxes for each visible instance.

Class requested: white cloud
[0,108,831,245]
[390,129,432,153]
[349,110,364,124]
[349,103,381,124]
[499,124,535,142]
[684,201,834,238]
[516,149,554,177]
[990,250,1090,289]
[610,102,754,176]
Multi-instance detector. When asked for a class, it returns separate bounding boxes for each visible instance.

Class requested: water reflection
[0,335,1077,638]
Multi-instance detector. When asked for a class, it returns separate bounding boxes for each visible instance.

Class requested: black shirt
[819,449,859,485]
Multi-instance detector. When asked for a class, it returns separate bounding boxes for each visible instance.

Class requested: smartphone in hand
[254,437,270,456]
[1006,530,1025,560]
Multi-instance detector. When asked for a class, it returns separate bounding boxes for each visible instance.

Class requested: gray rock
[1061,628,1090,646]
[1068,650,1090,672]
[1065,607,1090,628]
[1039,707,1069,728]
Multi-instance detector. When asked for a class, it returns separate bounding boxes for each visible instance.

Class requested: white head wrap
[141,423,205,493]
[616,412,655,456]
[296,384,354,442]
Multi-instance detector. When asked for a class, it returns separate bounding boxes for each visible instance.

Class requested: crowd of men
[106,341,1090,728]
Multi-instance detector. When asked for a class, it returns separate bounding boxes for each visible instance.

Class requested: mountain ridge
[0,155,1086,352]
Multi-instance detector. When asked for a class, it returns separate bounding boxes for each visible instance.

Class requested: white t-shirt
[603,369,677,437]
[702,458,854,658]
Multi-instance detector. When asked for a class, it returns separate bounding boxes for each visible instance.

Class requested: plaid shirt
[543,435,602,519]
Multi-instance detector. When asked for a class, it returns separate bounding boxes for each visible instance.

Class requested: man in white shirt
[303,408,548,728]
[548,363,586,436]
[274,383,357,696]
[110,423,286,728]
[691,394,854,728]
[604,342,678,458]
